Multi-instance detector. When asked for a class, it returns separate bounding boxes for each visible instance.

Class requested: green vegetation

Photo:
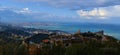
[39,41,120,55]
[0,43,28,55]
[0,36,120,55]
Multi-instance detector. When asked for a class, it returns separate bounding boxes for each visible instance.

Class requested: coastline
[22,22,120,39]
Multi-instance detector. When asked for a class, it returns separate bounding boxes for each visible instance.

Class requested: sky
[0,0,120,24]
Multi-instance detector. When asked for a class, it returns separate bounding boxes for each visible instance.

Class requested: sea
[23,22,120,39]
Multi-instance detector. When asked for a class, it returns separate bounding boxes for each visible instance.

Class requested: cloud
[0,8,28,18]
[19,8,30,13]
[0,7,76,22]
[77,5,120,19]
[16,0,120,9]
[77,8,107,18]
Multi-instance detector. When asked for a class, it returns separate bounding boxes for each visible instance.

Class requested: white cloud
[77,5,120,19]
[20,8,30,13]
[23,8,29,11]
[77,8,107,18]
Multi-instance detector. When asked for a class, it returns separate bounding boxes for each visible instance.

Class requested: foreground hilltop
[23,30,120,55]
